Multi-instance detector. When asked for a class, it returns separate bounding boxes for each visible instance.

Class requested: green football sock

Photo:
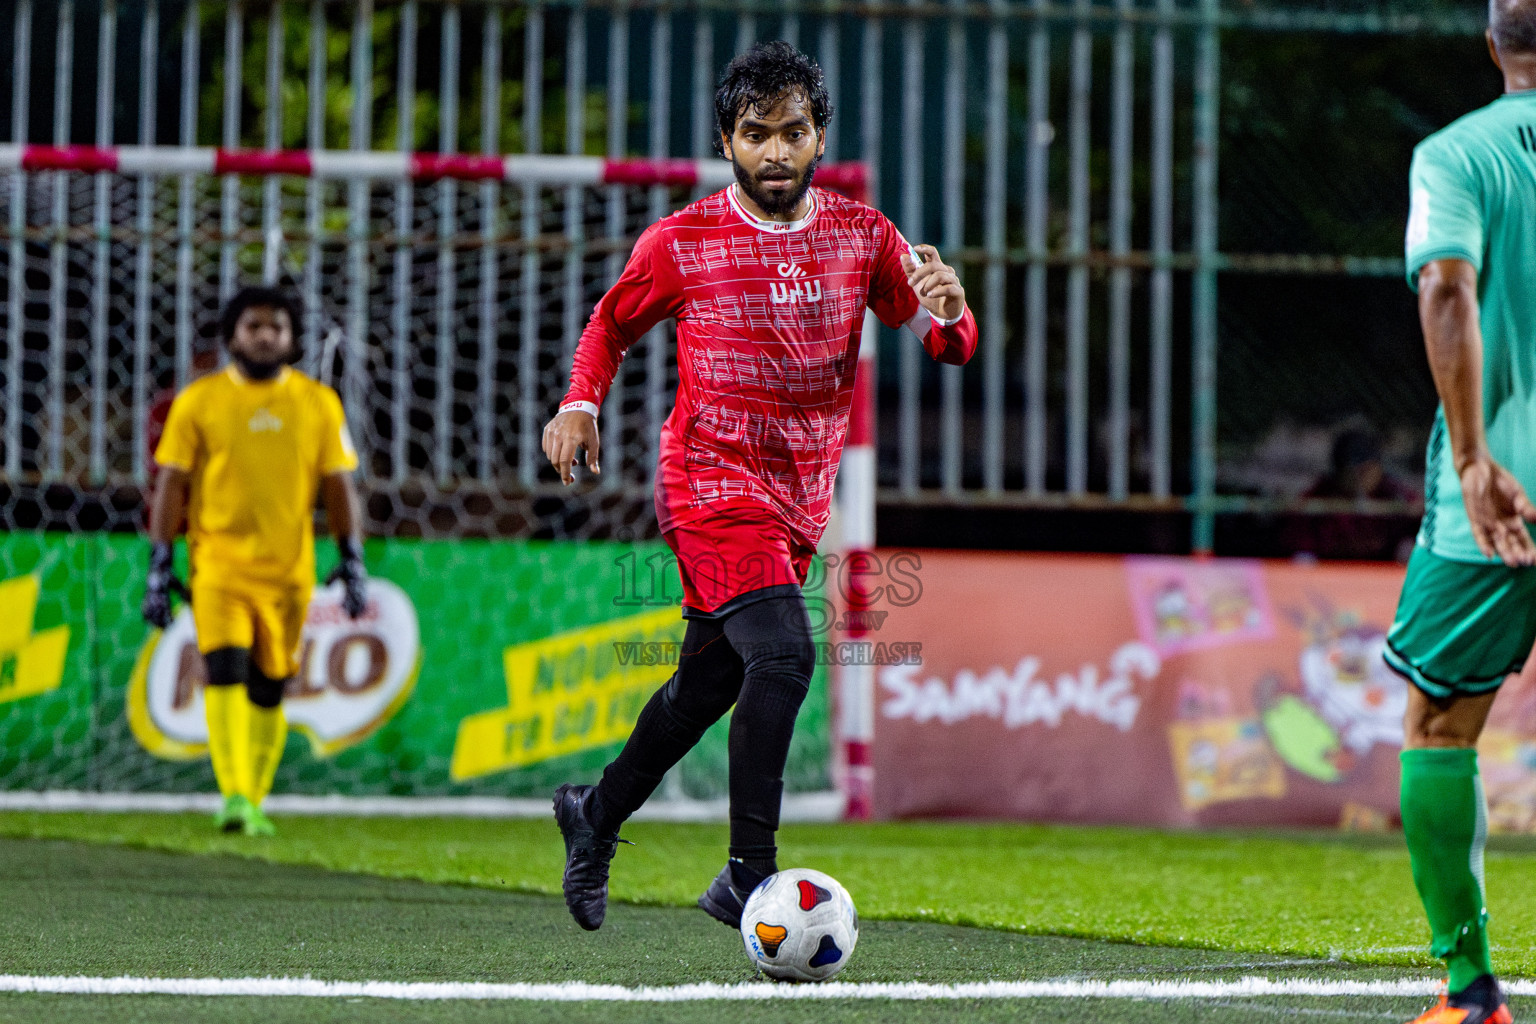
[1400,747,1492,992]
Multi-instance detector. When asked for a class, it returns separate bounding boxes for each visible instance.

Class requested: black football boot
[697,859,772,928]
[553,783,628,931]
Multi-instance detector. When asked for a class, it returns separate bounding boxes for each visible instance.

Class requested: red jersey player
[545,41,977,933]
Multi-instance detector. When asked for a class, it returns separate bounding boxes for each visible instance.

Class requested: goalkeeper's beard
[232,352,285,381]
[732,155,819,219]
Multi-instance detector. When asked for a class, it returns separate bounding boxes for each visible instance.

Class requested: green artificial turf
[6,811,1536,973]
[2,994,1496,1024]
[0,836,1476,1024]
[0,994,1486,1024]
[0,837,1349,984]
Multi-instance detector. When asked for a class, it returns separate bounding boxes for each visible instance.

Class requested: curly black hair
[713,41,833,157]
[220,285,304,365]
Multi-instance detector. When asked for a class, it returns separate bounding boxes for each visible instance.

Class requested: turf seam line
[0,976,1486,1001]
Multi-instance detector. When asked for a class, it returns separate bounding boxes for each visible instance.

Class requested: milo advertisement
[129,579,423,760]
[0,534,831,799]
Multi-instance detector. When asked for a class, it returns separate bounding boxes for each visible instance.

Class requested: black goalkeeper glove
[141,541,189,630]
[326,537,368,619]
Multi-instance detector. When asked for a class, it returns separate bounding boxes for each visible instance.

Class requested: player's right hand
[542,410,601,485]
[1459,457,1536,567]
[141,541,189,630]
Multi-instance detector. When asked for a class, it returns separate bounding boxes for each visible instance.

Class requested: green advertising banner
[0,533,831,798]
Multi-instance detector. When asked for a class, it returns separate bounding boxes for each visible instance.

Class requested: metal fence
[0,0,1489,547]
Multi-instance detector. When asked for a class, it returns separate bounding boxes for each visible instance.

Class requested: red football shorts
[664,506,816,617]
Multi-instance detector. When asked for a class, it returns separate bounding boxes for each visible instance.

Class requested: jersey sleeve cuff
[928,306,965,328]
[1406,246,1482,290]
[902,306,964,338]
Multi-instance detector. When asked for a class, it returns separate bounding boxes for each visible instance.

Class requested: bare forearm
[321,473,361,541]
[148,469,189,546]
[1420,259,1485,471]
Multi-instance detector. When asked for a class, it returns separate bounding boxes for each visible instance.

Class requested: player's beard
[232,352,285,381]
[732,154,819,219]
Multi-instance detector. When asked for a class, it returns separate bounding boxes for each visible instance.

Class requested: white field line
[0,975,1501,1002]
[0,790,844,823]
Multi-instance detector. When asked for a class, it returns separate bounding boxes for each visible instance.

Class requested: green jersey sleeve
[1405,139,1484,292]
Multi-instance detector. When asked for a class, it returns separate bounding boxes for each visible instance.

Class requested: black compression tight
[590,594,815,871]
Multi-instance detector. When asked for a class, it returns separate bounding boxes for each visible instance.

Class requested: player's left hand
[326,537,368,619]
[902,244,966,323]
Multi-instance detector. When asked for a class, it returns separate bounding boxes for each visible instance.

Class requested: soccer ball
[739,868,859,982]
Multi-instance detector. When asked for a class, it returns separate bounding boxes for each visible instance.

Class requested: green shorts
[1384,544,1536,699]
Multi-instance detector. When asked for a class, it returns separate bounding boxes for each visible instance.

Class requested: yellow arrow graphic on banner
[0,575,69,705]
[450,608,685,781]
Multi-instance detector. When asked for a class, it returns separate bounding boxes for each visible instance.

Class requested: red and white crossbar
[0,145,870,198]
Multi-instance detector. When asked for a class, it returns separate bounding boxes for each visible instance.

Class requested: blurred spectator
[142,347,221,533]
[146,347,221,481]
[1303,428,1418,504]
[1281,427,1421,562]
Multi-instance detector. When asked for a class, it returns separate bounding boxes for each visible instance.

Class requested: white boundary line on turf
[0,976,1491,1001]
[0,790,844,823]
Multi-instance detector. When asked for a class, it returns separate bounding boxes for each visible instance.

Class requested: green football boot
[214,794,251,833]
[242,802,277,837]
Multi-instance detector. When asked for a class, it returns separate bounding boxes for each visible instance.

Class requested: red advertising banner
[869,552,1536,831]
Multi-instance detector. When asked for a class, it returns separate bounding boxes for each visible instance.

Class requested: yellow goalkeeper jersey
[155,365,358,589]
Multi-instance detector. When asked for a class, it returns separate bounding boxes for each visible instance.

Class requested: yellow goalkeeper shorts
[191,577,311,681]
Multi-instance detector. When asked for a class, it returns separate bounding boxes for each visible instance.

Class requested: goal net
[0,147,867,805]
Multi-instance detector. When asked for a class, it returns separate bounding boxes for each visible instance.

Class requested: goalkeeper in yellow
[141,286,367,837]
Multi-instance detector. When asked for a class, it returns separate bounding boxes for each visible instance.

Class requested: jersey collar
[727,184,818,234]
[226,364,291,387]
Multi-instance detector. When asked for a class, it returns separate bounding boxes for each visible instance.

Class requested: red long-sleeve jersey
[563,185,978,547]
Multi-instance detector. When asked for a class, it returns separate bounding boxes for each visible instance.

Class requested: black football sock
[590,617,744,835]
[727,856,774,895]
[730,850,778,880]
[721,595,814,876]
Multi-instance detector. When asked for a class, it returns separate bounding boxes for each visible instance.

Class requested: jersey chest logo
[769,258,824,305]
[769,279,824,306]
[247,408,285,434]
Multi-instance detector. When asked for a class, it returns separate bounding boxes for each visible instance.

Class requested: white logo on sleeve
[1407,187,1431,249]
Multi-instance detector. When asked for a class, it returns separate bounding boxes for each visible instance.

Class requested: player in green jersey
[1384,2,1536,1022]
